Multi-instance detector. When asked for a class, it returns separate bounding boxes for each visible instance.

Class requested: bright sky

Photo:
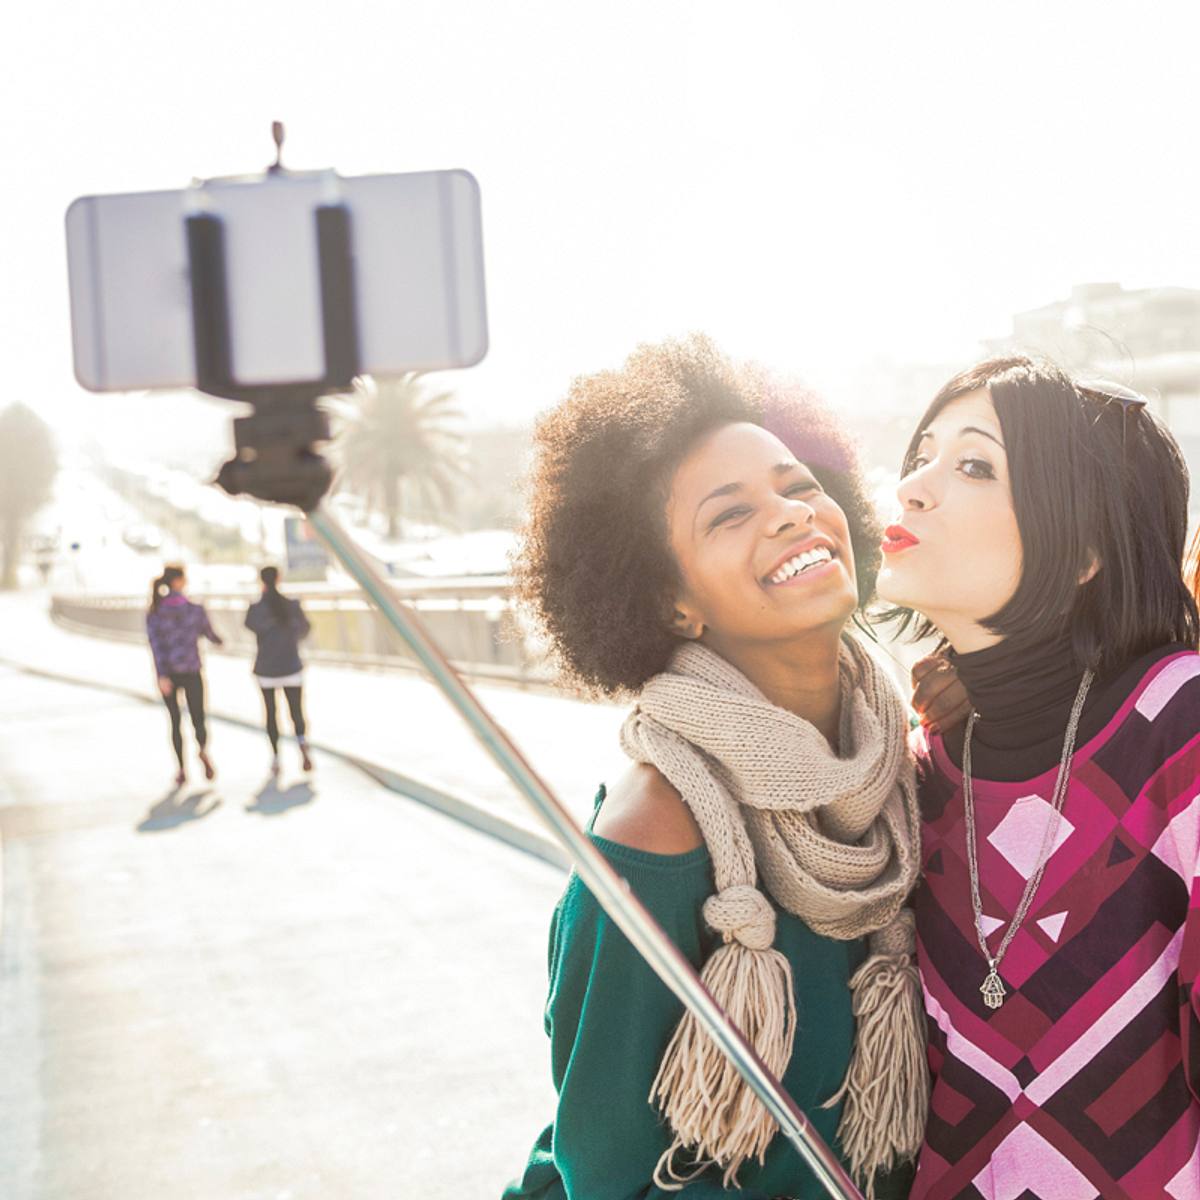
[5,0,1200,449]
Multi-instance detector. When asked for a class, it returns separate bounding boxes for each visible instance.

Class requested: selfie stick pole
[191,148,861,1197]
[305,503,864,1200]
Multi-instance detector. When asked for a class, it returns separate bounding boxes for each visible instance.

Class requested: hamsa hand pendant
[981,968,1006,1009]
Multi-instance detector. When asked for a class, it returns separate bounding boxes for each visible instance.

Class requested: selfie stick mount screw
[270,121,286,172]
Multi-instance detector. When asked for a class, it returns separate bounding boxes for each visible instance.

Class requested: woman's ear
[670,607,705,640]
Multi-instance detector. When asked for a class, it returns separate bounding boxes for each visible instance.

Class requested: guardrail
[50,577,555,688]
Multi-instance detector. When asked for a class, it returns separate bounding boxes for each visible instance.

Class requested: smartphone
[65,167,488,393]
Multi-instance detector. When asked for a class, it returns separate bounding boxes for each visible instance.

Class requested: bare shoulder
[592,762,704,854]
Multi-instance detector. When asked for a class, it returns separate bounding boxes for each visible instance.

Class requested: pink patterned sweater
[911,651,1200,1200]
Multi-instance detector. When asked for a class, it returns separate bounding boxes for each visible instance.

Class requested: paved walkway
[0,663,564,1199]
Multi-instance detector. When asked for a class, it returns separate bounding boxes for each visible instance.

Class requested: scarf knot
[871,906,916,959]
[703,885,776,951]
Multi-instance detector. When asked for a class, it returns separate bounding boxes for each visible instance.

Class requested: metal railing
[50,577,553,688]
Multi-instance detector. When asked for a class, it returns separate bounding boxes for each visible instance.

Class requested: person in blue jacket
[245,566,313,775]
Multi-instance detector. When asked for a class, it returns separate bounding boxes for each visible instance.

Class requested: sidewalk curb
[0,657,571,874]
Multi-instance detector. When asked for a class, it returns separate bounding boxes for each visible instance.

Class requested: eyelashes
[708,481,823,530]
[710,506,750,528]
[783,481,822,500]
[905,454,996,481]
[958,456,996,481]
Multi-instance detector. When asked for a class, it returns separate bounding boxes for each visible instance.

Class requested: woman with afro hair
[503,336,966,1200]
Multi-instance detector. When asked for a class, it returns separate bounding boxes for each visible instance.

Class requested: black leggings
[261,686,307,753]
[162,672,208,766]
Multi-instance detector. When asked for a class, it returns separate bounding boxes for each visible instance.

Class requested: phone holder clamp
[188,200,359,512]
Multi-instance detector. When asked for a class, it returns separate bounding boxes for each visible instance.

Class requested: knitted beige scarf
[619,636,928,1194]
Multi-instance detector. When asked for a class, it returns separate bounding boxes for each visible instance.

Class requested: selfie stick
[308,504,865,1199]
[194,151,863,1200]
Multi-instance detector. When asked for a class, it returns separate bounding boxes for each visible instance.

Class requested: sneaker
[198,750,216,781]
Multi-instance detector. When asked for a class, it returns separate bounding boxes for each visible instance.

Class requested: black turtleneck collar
[938,633,1187,782]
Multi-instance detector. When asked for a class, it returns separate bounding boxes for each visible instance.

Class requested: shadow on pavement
[136,788,223,833]
[245,779,316,817]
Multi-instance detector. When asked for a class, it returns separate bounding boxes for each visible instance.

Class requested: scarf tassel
[649,939,797,1190]
[823,947,929,1199]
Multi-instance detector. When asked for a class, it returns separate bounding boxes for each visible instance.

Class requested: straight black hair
[260,565,291,626]
[885,355,1199,672]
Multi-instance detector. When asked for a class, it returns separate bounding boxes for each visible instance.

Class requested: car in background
[122,524,163,553]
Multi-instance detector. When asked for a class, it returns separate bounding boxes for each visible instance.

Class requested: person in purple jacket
[146,564,223,785]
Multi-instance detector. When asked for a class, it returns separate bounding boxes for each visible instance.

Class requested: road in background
[29,456,260,596]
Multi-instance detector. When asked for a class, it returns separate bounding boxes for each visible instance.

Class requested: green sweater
[503,788,914,1200]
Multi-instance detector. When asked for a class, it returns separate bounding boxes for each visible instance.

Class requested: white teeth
[768,546,832,584]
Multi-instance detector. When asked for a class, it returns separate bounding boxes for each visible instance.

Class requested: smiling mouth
[764,545,836,585]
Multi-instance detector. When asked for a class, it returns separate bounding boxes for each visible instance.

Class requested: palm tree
[0,404,57,589]
[336,374,467,540]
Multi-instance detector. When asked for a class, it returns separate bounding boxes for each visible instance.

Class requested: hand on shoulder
[592,763,704,854]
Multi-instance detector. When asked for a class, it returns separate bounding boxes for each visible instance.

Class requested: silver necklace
[962,669,1095,1009]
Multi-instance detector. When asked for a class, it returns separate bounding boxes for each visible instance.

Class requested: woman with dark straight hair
[146,564,224,785]
[245,565,312,775]
[877,356,1200,1198]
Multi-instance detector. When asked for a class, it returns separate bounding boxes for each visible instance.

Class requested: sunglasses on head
[1075,378,1148,452]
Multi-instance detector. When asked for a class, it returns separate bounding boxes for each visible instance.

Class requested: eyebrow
[697,461,801,512]
[918,425,1005,450]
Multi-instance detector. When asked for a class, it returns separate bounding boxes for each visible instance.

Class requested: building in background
[985,282,1200,503]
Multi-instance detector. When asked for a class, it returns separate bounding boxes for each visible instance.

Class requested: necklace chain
[962,669,1095,1009]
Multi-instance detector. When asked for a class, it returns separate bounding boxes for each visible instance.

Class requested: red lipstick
[881,524,920,555]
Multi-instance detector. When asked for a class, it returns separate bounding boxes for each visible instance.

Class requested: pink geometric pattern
[1155,791,1200,884]
[911,651,1200,1199]
[1167,1133,1200,1200]
[1137,655,1200,721]
[1024,925,1184,1104]
[986,794,1075,881]
[1036,911,1069,943]
[923,978,1021,1103]
[972,1122,1098,1200]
